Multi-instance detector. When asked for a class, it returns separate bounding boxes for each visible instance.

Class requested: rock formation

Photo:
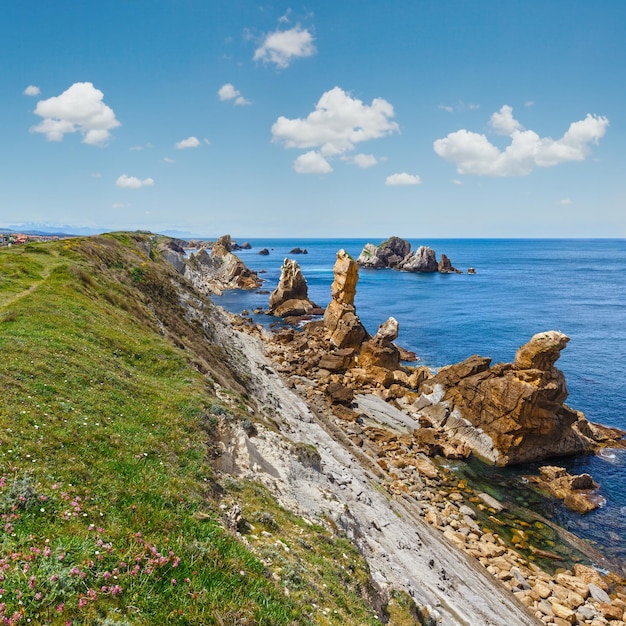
[160,234,261,295]
[357,236,411,269]
[400,245,439,272]
[438,253,461,274]
[416,331,623,465]
[527,466,603,514]
[357,236,462,274]
[357,317,401,371]
[323,249,368,350]
[268,258,321,318]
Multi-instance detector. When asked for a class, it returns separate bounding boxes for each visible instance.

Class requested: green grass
[0,234,420,625]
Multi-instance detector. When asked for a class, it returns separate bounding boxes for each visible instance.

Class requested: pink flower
[56,603,64,613]
[28,576,36,590]
[171,578,176,585]
[78,597,87,608]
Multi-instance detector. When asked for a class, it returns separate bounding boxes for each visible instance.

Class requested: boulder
[258,248,270,255]
[357,317,401,370]
[531,466,601,514]
[268,258,320,318]
[289,247,308,254]
[323,250,368,349]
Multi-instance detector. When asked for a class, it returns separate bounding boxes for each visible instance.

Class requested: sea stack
[323,249,367,349]
[268,258,320,318]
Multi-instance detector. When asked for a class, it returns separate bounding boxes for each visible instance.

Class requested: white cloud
[293,151,333,174]
[30,82,120,146]
[254,26,316,68]
[112,202,130,209]
[560,198,573,205]
[272,87,398,173]
[24,85,40,96]
[163,157,175,163]
[438,101,480,113]
[489,105,521,135]
[525,100,535,108]
[116,174,155,189]
[218,83,251,106]
[175,136,201,149]
[351,153,378,168]
[433,105,609,176]
[385,172,422,186]
[452,179,463,185]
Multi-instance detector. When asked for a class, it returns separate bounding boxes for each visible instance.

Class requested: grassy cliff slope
[0,234,409,625]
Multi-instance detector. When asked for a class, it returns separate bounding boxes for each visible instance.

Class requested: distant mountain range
[0,223,210,240]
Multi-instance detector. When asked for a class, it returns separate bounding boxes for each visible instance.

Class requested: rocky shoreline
[160,236,626,625]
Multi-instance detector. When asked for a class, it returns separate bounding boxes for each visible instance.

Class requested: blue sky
[2,0,625,238]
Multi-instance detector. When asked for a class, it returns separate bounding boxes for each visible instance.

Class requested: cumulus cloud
[116,174,155,189]
[175,136,201,149]
[385,172,422,186]
[24,85,40,96]
[489,104,521,135]
[433,105,609,176]
[351,153,378,168]
[254,25,316,68]
[218,83,251,106]
[31,82,120,146]
[293,151,333,174]
[272,87,398,172]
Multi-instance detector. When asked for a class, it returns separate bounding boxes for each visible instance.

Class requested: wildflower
[43,547,51,558]
[77,597,87,608]
[50,575,59,583]
[28,576,36,590]
[56,603,64,613]
[171,578,176,586]
[34,592,43,601]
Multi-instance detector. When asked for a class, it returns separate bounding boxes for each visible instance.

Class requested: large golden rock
[420,332,621,465]
[268,258,320,317]
[323,250,367,349]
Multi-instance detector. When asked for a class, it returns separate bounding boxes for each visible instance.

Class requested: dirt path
[0,264,55,311]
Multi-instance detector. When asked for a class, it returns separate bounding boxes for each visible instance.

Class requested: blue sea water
[215,238,626,565]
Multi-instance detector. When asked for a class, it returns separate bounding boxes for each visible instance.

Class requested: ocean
[214,238,626,566]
